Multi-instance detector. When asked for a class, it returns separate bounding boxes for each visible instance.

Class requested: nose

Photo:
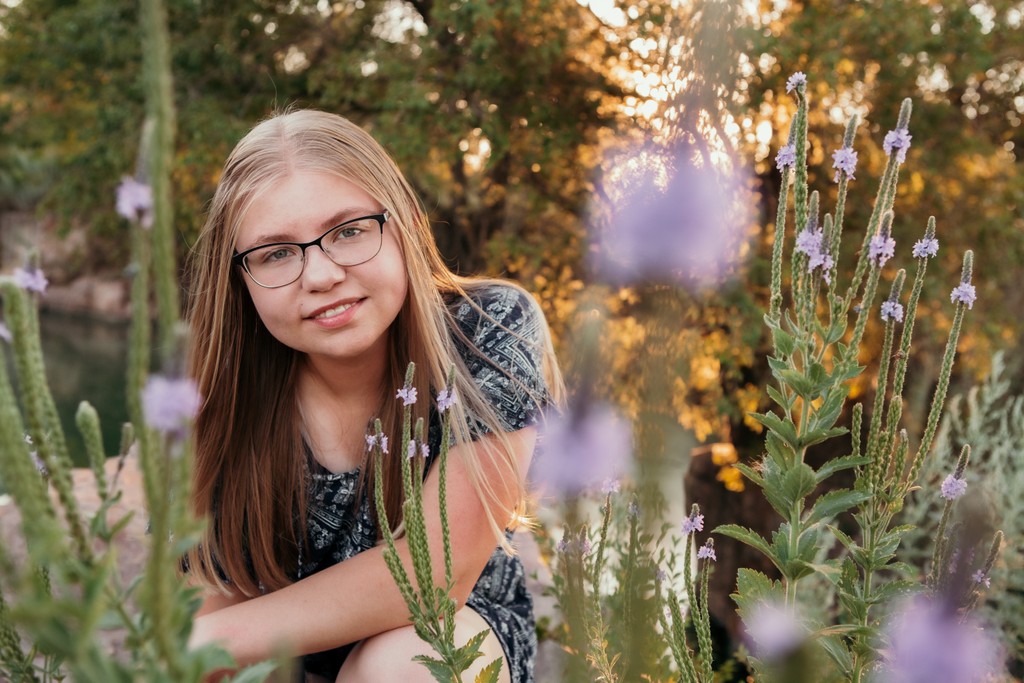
[300,244,346,290]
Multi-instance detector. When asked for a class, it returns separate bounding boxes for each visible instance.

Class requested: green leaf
[765,430,797,467]
[817,634,853,676]
[716,524,781,571]
[731,568,784,614]
[777,367,817,399]
[227,661,280,683]
[750,411,800,449]
[804,489,872,526]
[815,455,871,484]
[781,463,817,505]
[766,385,792,411]
[773,327,797,356]
[474,657,504,683]
[810,387,848,432]
[799,426,848,450]
[867,580,921,606]
[412,654,457,683]
[733,462,765,488]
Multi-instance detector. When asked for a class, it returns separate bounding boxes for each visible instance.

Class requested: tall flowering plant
[718,74,1003,681]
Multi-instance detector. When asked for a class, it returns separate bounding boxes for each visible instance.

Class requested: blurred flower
[879,596,1001,683]
[883,128,913,164]
[116,176,154,229]
[655,568,669,583]
[0,321,10,343]
[881,300,904,323]
[697,540,716,562]
[786,72,807,93]
[406,440,418,459]
[589,141,751,289]
[365,433,389,454]
[941,473,968,500]
[30,449,47,477]
[601,477,621,495]
[950,283,976,309]
[436,387,457,412]
[794,227,823,257]
[972,570,991,589]
[869,231,896,267]
[682,511,705,535]
[775,144,796,171]
[831,146,858,182]
[743,601,805,660]
[532,402,631,496]
[13,266,48,294]
[395,385,418,406]
[912,237,939,259]
[627,500,640,519]
[142,375,202,436]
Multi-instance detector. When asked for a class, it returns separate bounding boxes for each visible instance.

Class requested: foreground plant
[371,363,502,683]
[716,73,1003,681]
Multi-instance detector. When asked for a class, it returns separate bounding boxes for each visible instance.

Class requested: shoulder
[449,281,545,346]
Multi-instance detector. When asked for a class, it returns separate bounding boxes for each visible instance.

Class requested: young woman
[183,109,563,683]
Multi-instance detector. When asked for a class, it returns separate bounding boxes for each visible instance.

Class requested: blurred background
[0,0,1022,667]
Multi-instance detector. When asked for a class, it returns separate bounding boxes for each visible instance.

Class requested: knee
[337,625,431,682]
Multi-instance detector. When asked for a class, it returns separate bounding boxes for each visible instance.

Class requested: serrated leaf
[766,385,792,411]
[716,524,781,571]
[804,489,872,526]
[750,411,800,449]
[733,462,765,488]
[474,657,504,683]
[227,661,279,683]
[777,368,817,399]
[781,463,817,504]
[817,634,853,676]
[412,654,457,683]
[799,426,848,450]
[731,568,784,613]
[773,327,796,356]
[867,580,921,606]
[811,388,848,432]
[815,455,871,484]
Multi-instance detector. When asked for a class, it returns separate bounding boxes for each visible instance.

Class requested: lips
[307,298,364,320]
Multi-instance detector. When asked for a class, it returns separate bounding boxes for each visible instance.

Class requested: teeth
[315,301,356,319]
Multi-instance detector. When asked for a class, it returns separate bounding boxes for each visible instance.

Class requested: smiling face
[234,170,409,370]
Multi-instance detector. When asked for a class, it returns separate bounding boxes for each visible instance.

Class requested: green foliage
[899,351,1024,667]
[716,74,1002,682]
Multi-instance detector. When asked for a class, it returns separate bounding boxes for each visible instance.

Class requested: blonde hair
[184,109,564,596]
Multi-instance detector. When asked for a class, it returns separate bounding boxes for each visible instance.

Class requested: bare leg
[336,607,511,683]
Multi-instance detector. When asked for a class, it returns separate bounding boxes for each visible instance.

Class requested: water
[38,309,130,467]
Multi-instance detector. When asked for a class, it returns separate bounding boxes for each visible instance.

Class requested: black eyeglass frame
[232,210,390,289]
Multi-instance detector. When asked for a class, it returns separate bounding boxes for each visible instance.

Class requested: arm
[187,426,537,665]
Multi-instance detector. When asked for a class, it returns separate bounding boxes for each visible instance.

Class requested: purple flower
[743,602,805,660]
[950,283,976,309]
[786,72,807,93]
[436,387,457,413]
[941,473,968,500]
[831,146,858,182]
[30,450,48,477]
[881,300,904,323]
[879,596,1001,683]
[869,233,896,267]
[141,375,202,436]
[589,141,751,289]
[601,477,621,495]
[407,440,417,459]
[0,321,10,343]
[775,144,796,171]
[532,402,632,496]
[13,267,48,294]
[628,501,640,519]
[807,250,835,283]
[655,568,669,582]
[972,570,991,589]
[912,237,939,259]
[682,512,705,535]
[883,128,913,164]
[697,541,716,562]
[794,228,823,257]
[366,433,390,454]
[116,176,154,229]
[395,385,418,406]
[581,537,592,556]
[421,442,429,459]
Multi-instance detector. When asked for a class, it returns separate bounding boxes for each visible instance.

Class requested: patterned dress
[300,284,549,682]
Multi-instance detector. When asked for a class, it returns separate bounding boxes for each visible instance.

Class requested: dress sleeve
[451,284,551,435]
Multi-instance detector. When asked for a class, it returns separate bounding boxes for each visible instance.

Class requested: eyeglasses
[232,211,390,289]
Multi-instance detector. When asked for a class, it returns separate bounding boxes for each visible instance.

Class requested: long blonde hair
[184,109,564,596]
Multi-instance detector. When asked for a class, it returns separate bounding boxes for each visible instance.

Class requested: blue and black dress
[299,284,550,683]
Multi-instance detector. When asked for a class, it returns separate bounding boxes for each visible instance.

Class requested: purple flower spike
[831,147,858,182]
[116,176,154,229]
[881,300,904,323]
[744,602,805,661]
[794,228,823,257]
[880,596,1001,683]
[142,375,202,436]
[436,387,457,412]
[601,478,621,495]
[775,144,797,171]
[941,473,968,500]
[883,128,913,164]
[869,233,896,267]
[682,511,705,535]
[532,402,632,496]
[912,237,939,259]
[972,570,991,589]
[950,283,976,309]
[395,385,418,406]
[697,541,716,562]
[786,72,807,94]
[407,440,417,459]
[0,321,10,343]
[13,267,48,294]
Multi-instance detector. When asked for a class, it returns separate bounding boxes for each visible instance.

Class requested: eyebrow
[242,206,380,250]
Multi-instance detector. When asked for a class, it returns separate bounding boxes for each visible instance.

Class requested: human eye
[330,219,373,244]
[256,245,300,265]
